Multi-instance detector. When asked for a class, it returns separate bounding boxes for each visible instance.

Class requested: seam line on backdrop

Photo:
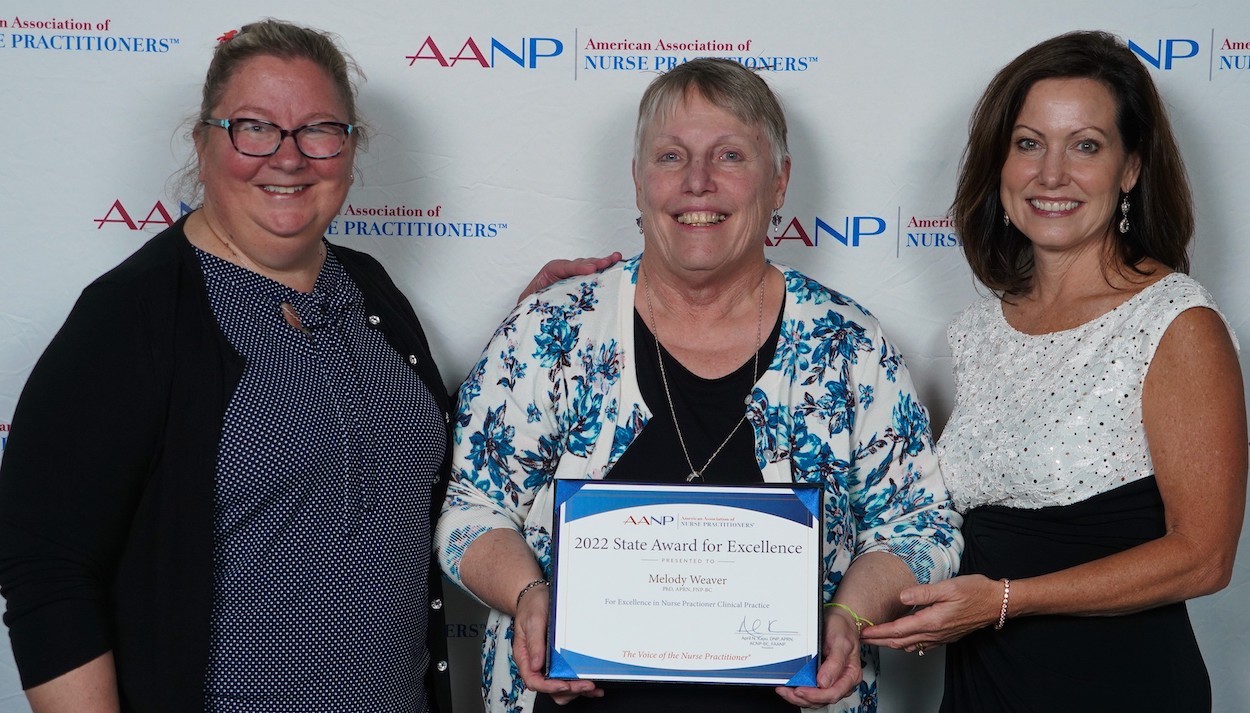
[895,205,902,258]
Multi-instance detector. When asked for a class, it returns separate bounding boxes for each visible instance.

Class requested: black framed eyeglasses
[202,117,354,159]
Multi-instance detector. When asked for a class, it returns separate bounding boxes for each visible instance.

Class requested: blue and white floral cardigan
[436,256,962,713]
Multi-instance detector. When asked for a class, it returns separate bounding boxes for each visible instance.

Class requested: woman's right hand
[860,574,1003,651]
[513,584,603,704]
[776,604,864,708]
[516,253,623,303]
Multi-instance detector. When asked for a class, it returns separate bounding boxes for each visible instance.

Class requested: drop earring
[1118,195,1130,235]
[635,215,643,234]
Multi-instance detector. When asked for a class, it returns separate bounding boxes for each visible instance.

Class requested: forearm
[830,551,917,626]
[458,528,547,616]
[1009,529,1237,620]
[471,530,604,701]
[26,653,119,713]
[860,504,1242,650]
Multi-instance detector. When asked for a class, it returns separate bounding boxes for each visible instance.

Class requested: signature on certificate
[736,616,798,635]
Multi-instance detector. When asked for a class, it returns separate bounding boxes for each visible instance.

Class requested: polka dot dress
[938,273,1234,512]
[197,246,445,712]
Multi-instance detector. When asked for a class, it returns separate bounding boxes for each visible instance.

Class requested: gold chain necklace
[642,266,764,483]
[200,214,325,334]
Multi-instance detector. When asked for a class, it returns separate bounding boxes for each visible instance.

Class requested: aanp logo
[406,35,564,68]
[623,514,674,526]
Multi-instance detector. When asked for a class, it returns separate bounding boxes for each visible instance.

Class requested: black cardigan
[0,216,454,712]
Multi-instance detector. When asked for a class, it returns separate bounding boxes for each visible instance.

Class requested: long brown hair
[952,31,1193,295]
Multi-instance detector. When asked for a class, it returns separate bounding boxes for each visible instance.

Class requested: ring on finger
[916,643,927,657]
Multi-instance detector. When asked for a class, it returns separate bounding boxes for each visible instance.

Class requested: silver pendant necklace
[642,266,764,483]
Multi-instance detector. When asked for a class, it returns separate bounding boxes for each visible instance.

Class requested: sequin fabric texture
[938,273,1234,512]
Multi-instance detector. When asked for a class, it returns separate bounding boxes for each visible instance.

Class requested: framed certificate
[548,480,822,686]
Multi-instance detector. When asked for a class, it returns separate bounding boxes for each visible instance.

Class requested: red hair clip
[216,29,238,43]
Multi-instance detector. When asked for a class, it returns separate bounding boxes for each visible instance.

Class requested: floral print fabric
[436,256,962,713]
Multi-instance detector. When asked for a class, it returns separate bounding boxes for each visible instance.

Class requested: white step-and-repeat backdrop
[1,1,1247,711]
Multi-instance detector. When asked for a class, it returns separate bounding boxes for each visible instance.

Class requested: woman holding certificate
[436,58,963,713]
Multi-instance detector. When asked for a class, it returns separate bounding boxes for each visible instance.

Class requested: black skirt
[941,477,1211,713]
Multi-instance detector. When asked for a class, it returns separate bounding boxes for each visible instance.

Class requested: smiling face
[195,54,354,251]
[1000,77,1141,260]
[634,89,789,283]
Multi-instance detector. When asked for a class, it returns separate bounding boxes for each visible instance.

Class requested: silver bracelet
[994,578,1011,630]
[515,578,550,610]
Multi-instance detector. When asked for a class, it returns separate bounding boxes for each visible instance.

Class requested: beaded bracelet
[515,578,550,610]
[994,578,1011,630]
[825,602,875,633]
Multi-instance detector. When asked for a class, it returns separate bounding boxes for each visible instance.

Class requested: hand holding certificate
[513,579,604,705]
[548,482,822,687]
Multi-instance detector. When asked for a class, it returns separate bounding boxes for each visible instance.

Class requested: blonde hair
[176,19,367,203]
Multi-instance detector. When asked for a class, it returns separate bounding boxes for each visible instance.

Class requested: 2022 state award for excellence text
[548,482,821,686]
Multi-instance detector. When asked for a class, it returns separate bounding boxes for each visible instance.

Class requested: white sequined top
[938,273,1236,512]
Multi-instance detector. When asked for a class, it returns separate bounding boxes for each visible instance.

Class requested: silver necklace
[642,266,765,483]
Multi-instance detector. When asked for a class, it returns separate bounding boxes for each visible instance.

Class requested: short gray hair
[634,58,788,172]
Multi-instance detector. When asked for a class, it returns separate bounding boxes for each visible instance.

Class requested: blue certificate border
[548,480,822,687]
[555,481,820,527]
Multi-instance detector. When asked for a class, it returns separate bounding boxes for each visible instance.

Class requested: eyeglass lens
[231,119,348,158]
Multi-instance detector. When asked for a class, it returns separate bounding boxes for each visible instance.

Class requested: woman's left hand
[516,253,623,303]
[859,574,1002,651]
[775,606,863,708]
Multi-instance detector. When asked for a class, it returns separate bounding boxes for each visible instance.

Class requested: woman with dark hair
[0,18,613,713]
[862,31,1246,712]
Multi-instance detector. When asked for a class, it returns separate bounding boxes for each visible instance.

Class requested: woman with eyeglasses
[0,19,613,713]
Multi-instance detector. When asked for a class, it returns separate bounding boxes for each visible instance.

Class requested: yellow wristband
[825,602,875,632]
